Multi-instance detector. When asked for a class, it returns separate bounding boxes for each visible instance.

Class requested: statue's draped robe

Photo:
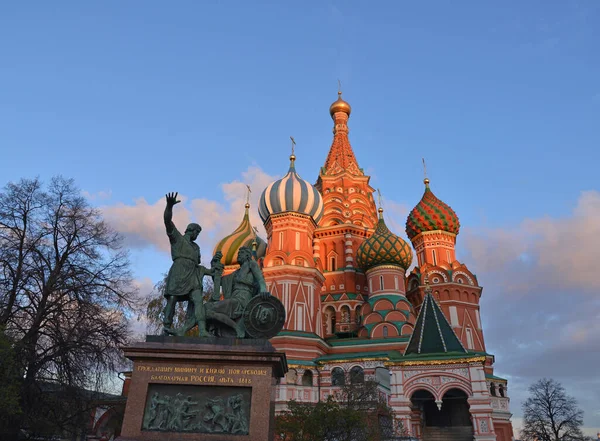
[214,262,260,318]
[164,226,202,298]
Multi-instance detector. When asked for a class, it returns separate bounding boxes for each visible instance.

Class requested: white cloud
[82,189,113,201]
[128,277,156,339]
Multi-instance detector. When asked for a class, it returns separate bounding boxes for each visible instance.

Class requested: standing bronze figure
[162,192,222,336]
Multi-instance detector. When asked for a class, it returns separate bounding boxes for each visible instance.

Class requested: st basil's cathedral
[214,92,514,441]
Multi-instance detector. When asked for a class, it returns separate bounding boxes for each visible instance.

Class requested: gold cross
[338,79,342,94]
[377,188,383,209]
[290,136,296,156]
[422,157,428,180]
[246,185,251,204]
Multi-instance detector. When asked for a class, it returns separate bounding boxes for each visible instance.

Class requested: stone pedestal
[119,336,287,441]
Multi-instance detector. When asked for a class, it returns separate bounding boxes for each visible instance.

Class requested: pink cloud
[463,190,600,292]
[100,166,278,260]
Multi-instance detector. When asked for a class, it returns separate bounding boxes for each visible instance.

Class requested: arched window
[380,275,384,290]
[332,367,345,386]
[465,327,474,349]
[330,256,337,271]
[499,384,505,397]
[286,369,297,385]
[341,305,350,323]
[490,382,497,397]
[355,305,362,324]
[383,325,388,337]
[324,306,336,335]
[350,366,364,384]
[302,370,313,386]
[432,249,437,266]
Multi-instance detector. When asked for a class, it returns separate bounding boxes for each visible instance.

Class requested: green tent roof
[404,291,467,355]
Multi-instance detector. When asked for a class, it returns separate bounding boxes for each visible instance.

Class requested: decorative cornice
[365,264,407,275]
[263,265,326,282]
[315,224,374,238]
[386,356,486,367]
[316,356,390,366]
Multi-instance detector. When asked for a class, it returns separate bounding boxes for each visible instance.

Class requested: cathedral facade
[215,93,514,441]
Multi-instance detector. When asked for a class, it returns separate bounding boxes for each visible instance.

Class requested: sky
[1,1,599,436]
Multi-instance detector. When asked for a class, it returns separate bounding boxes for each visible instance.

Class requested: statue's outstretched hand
[165,192,181,208]
[260,291,271,300]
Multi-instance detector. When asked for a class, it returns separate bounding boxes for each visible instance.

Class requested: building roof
[321,92,362,177]
[404,290,467,356]
[356,208,413,271]
[213,202,266,265]
[259,154,324,223]
[406,178,460,240]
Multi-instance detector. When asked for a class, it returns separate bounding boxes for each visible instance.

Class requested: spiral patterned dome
[406,179,460,240]
[214,203,266,265]
[259,155,324,224]
[357,208,413,271]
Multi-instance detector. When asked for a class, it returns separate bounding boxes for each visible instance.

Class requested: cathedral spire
[322,90,362,176]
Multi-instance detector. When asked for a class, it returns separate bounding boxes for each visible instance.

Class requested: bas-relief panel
[142,384,251,436]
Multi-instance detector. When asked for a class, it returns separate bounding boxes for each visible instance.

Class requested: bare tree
[0,176,139,439]
[521,378,587,441]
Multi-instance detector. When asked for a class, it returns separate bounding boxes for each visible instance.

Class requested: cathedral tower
[355,207,416,339]
[259,151,326,361]
[315,92,379,337]
[405,177,486,352]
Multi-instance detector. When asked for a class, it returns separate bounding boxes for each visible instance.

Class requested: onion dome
[406,178,460,240]
[357,208,413,271]
[329,91,351,117]
[214,202,266,265]
[259,154,324,224]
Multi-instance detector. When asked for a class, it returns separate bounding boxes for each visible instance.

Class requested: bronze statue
[201,246,270,338]
[161,191,284,339]
[162,192,222,336]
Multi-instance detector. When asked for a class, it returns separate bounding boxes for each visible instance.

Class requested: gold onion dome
[213,203,266,265]
[329,91,351,117]
[406,178,460,240]
[356,208,413,271]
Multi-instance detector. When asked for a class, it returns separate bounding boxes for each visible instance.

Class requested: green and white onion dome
[259,154,324,224]
[357,208,413,271]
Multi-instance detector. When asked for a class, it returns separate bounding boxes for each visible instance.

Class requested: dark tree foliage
[521,378,588,441]
[0,177,139,439]
[276,380,397,441]
[0,328,22,428]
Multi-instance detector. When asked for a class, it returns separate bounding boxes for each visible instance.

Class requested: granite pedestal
[119,336,287,441]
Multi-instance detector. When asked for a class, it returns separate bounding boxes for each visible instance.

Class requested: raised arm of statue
[164,192,181,243]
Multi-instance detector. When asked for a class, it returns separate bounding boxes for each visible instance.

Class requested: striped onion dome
[213,203,267,265]
[259,155,324,224]
[406,178,460,240]
[357,208,413,271]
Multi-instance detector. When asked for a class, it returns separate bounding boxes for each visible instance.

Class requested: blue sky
[1,1,599,435]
